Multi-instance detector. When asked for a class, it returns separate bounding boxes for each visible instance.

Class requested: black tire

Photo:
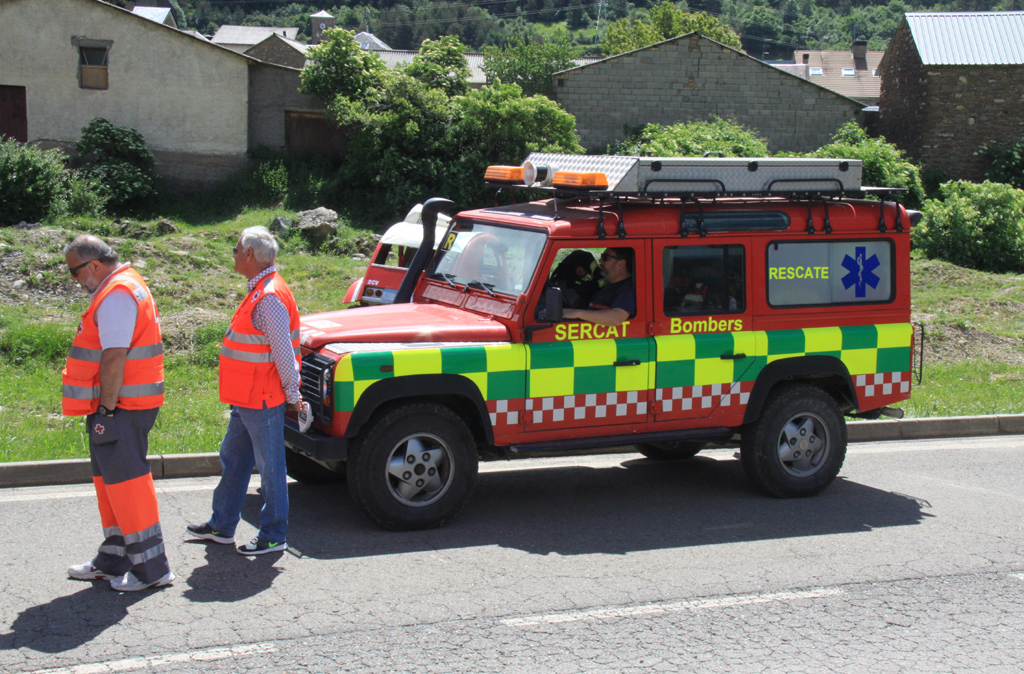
[637,440,705,461]
[740,383,847,498]
[347,403,478,530]
[285,447,345,484]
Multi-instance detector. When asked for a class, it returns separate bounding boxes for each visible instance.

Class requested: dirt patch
[919,321,1024,366]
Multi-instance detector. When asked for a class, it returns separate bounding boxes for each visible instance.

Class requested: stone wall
[877,22,926,161]
[553,34,865,153]
[246,38,307,70]
[248,63,325,152]
[880,20,1024,181]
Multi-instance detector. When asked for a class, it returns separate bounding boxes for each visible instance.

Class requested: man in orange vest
[187,226,301,555]
[63,235,172,592]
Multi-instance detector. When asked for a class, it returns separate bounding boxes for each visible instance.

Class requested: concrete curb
[2,414,1023,489]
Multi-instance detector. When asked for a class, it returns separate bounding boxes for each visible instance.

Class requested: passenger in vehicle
[563,248,635,326]
[546,250,601,309]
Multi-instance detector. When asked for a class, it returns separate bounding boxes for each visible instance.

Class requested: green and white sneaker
[237,537,287,556]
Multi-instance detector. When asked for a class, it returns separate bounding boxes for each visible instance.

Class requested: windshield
[428,220,547,297]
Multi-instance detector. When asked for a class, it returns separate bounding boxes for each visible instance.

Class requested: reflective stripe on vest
[61,267,164,416]
[218,271,301,408]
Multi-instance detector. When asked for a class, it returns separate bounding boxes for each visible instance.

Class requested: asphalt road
[2,435,1023,673]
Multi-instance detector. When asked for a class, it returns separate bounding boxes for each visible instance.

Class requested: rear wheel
[637,440,705,461]
[740,384,846,498]
[347,403,478,530]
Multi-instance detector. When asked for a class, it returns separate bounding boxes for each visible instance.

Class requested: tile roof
[905,11,1024,65]
[211,25,299,46]
[354,31,391,50]
[778,49,884,103]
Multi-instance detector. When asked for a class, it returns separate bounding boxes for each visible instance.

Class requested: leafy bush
[254,160,288,205]
[75,118,158,212]
[915,180,1024,273]
[66,171,109,217]
[809,123,925,208]
[611,117,769,157]
[980,139,1024,191]
[0,138,70,225]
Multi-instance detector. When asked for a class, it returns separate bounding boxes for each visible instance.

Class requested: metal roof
[906,11,1024,65]
[211,25,299,46]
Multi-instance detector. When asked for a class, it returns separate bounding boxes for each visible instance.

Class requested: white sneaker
[110,570,175,592]
[68,562,113,581]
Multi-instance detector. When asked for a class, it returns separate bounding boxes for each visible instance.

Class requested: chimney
[125,0,136,9]
[802,53,809,64]
[310,10,335,45]
[852,39,868,68]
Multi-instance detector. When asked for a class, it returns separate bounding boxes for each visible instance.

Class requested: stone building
[553,33,866,154]
[878,11,1024,181]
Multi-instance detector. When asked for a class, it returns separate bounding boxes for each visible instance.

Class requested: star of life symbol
[94,423,105,435]
[841,246,881,298]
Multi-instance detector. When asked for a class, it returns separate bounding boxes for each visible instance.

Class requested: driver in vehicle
[563,248,635,327]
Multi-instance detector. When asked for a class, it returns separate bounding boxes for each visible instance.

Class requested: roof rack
[486,153,906,200]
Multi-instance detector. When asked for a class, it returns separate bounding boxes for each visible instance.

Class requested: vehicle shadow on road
[0,584,144,654]
[271,451,932,560]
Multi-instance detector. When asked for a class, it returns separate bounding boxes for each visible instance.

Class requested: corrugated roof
[906,11,1024,65]
[131,7,173,26]
[211,25,299,46]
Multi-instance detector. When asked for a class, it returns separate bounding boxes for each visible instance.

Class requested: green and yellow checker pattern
[331,322,912,415]
[761,323,912,376]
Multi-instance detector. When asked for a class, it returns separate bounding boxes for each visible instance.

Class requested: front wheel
[740,383,846,498]
[347,403,478,530]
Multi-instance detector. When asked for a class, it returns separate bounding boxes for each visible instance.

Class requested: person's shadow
[0,584,144,654]
[182,541,284,603]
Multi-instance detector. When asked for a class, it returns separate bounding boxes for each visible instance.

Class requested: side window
[662,244,745,316]
[766,240,894,307]
[74,38,112,90]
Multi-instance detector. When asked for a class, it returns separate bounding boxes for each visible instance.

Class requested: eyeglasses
[68,259,93,277]
[600,253,621,262]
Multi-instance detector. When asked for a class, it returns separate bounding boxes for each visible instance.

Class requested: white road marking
[502,587,846,626]
[0,477,264,504]
[27,643,277,674]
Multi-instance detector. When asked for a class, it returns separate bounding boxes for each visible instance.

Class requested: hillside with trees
[163,0,1016,60]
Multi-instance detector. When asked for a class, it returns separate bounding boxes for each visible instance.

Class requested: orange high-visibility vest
[219,271,300,408]
[62,266,165,416]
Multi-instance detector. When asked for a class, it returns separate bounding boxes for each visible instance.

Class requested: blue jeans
[209,403,288,544]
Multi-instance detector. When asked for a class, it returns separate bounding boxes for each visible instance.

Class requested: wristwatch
[97,405,117,417]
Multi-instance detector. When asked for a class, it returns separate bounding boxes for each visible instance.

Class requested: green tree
[405,36,471,97]
[601,2,742,56]
[809,123,925,208]
[481,31,583,97]
[299,28,385,104]
[612,117,770,157]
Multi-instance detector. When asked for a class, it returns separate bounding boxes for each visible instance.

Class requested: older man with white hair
[187,226,302,555]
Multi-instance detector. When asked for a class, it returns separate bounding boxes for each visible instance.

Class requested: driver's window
[543,247,603,312]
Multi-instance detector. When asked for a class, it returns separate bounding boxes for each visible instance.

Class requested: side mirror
[540,286,564,323]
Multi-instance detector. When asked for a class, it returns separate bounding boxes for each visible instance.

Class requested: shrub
[980,139,1024,190]
[809,123,926,209]
[0,137,69,225]
[75,118,158,212]
[610,117,770,157]
[915,180,1024,273]
[65,171,109,218]
[254,160,288,205]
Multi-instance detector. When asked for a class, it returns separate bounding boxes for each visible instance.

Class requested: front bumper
[284,417,348,461]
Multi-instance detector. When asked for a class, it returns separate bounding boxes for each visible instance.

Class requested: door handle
[614,360,641,367]
[720,353,747,360]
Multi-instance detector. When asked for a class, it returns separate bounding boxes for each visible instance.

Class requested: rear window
[766,240,894,307]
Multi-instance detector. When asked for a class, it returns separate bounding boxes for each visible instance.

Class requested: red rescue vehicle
[287,154,921,530]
